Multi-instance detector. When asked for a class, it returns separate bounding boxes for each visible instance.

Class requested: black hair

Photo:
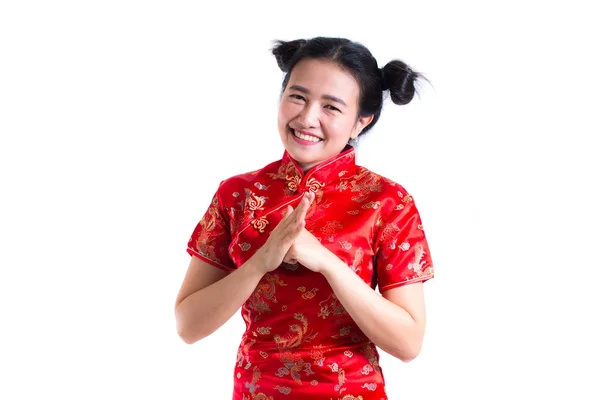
[272,37,428,136]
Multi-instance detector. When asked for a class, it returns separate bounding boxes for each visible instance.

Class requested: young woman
[175,37,435,400]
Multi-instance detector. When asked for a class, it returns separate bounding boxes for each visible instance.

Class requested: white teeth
[292,129,321,142]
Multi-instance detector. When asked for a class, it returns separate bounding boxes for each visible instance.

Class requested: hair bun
[379,68,389,91]
[381,60,422,105]
[271,39,307,72]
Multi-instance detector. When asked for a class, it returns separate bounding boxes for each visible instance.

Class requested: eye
[324,105,341,112]
[289,94,305,101]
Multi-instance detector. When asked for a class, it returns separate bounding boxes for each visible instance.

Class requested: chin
[281,131,331,167]
[287,149,314,164]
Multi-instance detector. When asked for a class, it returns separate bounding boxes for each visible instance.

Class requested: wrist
[246,249,270,277]
[318,248,343,277]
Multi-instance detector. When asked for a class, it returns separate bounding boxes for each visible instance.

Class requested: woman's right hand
[252,191,314,274]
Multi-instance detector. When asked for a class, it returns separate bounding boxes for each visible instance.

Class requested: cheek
[278,101,297,122]
[277,109,289,131]
[325,117,355,139]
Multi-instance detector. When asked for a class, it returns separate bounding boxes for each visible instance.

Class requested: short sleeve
[186,185,236,272]
[374,196,434,292]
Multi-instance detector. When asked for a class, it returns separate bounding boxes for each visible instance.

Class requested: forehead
[287,58,360,105]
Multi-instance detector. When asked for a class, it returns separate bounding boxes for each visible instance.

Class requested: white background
[1,1,598,399]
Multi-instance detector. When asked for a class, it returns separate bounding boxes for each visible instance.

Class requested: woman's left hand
[283,227,335,273]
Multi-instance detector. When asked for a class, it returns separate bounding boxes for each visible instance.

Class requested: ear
[350,114,375,139]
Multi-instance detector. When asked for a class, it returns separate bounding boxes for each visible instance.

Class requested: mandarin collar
[279,145,357,194]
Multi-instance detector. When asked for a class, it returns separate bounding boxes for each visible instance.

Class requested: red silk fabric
[187,146,434,399]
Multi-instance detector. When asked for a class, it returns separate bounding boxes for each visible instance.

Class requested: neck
[295,145,355,173]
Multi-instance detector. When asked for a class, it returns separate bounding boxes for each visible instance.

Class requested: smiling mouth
[290,128,323,143]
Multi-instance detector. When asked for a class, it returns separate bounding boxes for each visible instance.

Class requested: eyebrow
[288,85,347,107]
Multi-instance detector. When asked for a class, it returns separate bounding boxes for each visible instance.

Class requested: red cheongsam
[186,146,434,400]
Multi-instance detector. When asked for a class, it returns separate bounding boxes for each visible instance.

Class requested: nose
[296,103,319,128]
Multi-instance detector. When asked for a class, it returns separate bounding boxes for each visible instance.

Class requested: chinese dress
[186,145,434,400]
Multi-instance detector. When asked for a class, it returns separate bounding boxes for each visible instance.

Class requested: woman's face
[277,58,373,171]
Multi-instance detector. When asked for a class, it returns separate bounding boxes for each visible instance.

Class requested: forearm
[176,256,265,344]
[321,256,423,362]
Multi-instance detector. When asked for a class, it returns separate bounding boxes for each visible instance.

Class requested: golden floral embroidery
[275,385,292,395]
[361,383,378,391]
[318,294,347,319]
[274,313,317,350]
[337,181,349,191]
[361,201,380,209]
[306,177,325,193]
[398,191,413,203]
[347,170,383,203]
[286,175,301,192]
[350,248,364,273]
[187,193,234,267]
[358,344,382,376]
[339,240,352,250]
[247,274,287,322]
[237,338,256,369]
[247,192,266,211]
[331,325,352,339]
[408,242,433,278]
[202,201,219,231]
[267,160,298,181]
[334,366,347,394]
[273,314,318,386]
[309,345,328,366]
[242,367,275,400]
[361,364,374,375]
[251,216,269,233]
[275,352,315,384]
[301,288,319,300]
[256,327,272,335]
[321,220,343,236]
[379,222,401,243]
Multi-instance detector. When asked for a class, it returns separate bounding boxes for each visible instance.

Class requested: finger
[294,193,311,219]
[273,204,299,239]
[283,205,293,218]
[278,195,309,241]
[281,218,303,241]
[281,194,306,226]
[297,203,311,225]
[279,218,305,247]
[275,205,295,235]
[307,190,316,205]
